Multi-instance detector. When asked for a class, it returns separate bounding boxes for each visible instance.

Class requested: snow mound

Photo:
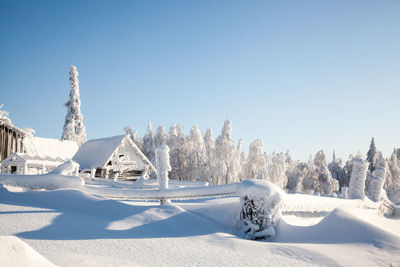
[0,172,84,190]
[52,160,79,176]
[0,235,55,267]
[276,207,400,249]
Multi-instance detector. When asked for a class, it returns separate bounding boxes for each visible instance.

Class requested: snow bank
[0,172,84,190]
[236,180,284,240]
[52,160,80,176]
[0,236,55,267]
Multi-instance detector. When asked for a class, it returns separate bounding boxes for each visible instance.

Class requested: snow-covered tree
[142,121,156,164]
[203,128,217,185]
[0,104,11,124]
[166,124,186,180]
[61,65,87,146]
[241,139,267,180]
[266,152,288,189]
[286,162,312,193]
[366,137,377,173]
[184,125,207,181]
[214,119,239,184]
[155,126,167,148]
[312,150,339,194]
[388,149,400,195]
[302,155,316,194]
[369,153,386,202]
[328,151,346,190]
[348,158,368,199]
[124,125,143,150]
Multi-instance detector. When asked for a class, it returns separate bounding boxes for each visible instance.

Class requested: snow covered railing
[85,183,238,200]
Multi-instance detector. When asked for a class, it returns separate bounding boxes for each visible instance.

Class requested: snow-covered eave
[0,119,26,136]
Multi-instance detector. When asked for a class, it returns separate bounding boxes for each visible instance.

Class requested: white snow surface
[0,180,399,266]
[0,235,55,267]
[23,136,79,161]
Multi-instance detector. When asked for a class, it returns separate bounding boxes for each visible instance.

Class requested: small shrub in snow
[348,158,368,199]
[237,180,283,240]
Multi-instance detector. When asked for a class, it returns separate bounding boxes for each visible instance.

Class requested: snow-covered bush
[237,180,283,240]
[348,158,368,199]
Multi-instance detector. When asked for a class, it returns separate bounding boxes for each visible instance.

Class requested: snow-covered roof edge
[123,135,156,172]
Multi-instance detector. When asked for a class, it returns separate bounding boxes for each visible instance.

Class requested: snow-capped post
[348,158,368,199]
[237,180,283,240]
[155,144,171,205]
[61,65,87,146]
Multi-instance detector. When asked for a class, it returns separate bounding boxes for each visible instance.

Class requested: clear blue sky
[1,0,399,161]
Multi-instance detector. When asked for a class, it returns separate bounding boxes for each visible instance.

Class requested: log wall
[0,124,24,162]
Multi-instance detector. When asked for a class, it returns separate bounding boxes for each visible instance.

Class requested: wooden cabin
[72,135,155,179]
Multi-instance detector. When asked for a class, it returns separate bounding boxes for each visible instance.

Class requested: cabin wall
[0,124,24,162]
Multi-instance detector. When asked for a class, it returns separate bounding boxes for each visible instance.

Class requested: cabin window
[107,161,112,166]
[119,155,124,158]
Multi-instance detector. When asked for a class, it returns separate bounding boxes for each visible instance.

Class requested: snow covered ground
[0,179,399,266]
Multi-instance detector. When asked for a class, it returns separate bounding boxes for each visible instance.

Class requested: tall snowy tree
[203,128,217,185]
[328,151,346,190]
[61,65,87,146]
[241,139,267,180]
[214,119,239,184]
[124,125,143,150]
[142,121,156,164]
[366,137,377,173]
[166,124,186,180]
[184,125,207,181]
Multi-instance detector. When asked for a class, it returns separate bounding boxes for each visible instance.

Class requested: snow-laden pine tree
[203,128,217,185]
[142,121,156,164]
[166,124,186,180]
[367,137,377,173]
[388,149,400,195]
[241,139,267,180]
[369,152,386,202]
[214,119,239,184]
[184,125,207,181]
[302,155,316,194]
[61,66,87,146]
[266,152,288,189]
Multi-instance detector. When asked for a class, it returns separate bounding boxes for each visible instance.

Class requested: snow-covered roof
[23,137,78,161]
[2,153,68,166]
[72,135,155,171]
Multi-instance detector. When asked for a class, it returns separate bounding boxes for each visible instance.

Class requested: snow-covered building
[1,137,79,175]
[72,135,155,179]
[0,110,26,162]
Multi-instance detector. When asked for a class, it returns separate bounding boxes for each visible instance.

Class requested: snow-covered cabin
[0,117,25,162]
[72,135,155,179]
[1,137,79,175]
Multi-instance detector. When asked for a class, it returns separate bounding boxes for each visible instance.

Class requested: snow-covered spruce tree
[166,124,186,180]
[387,150,400,195]
[287,162,311,193]
[241,139,268,180]
[367,137,377,173]
[342,154,354,188]
[214,119,239,184]
[61,65,87,146]
[348,158,368,199]
[236,139,244,180]
[369,153,387,202]
[184,125,207,182]
[155,144,171,205]
[142,121,156,164]
[203,128,217,185]
[328,151,346,190]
